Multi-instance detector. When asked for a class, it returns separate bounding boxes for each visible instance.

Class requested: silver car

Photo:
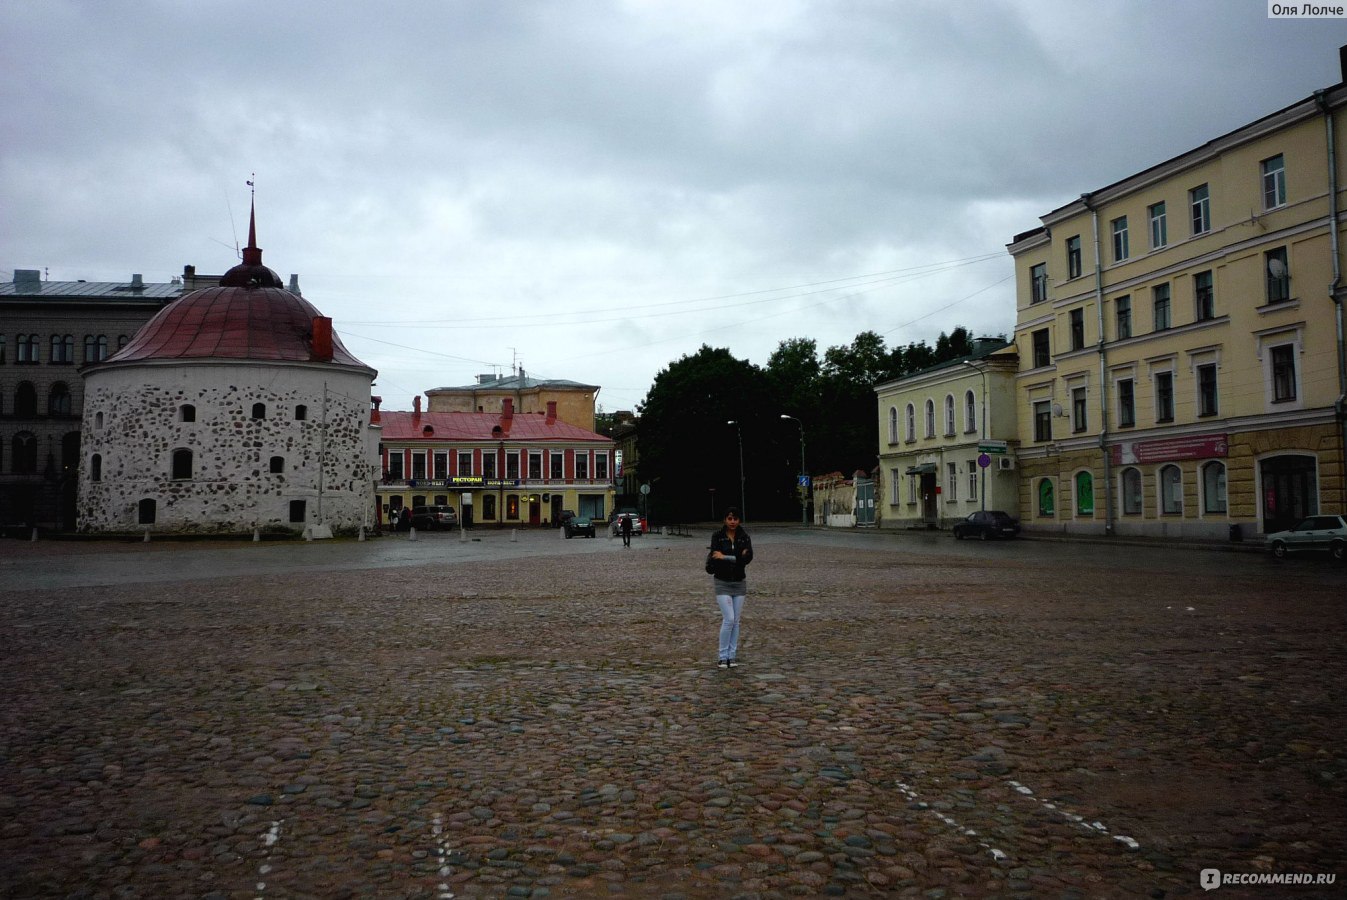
[1265,514,1347,561]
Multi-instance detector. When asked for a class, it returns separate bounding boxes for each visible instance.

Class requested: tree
[637,346,791,522]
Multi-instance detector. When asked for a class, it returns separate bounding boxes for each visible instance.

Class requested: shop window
[1202,461,1227,514]
[1075,471,1094,516]
[1121,467,1142,515]
[1038,479,1055,517]
[1160,464,1183,515]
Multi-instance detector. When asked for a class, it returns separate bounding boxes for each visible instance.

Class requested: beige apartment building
[875,339,1020,529]
[1007,67,1347,539]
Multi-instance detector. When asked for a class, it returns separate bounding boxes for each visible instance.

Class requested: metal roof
[427,374,598,392]
[0,279,182,300]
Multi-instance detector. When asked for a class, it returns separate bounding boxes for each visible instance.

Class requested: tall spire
[241,175,262,266]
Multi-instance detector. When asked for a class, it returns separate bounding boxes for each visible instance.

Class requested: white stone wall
[78,362,376,534]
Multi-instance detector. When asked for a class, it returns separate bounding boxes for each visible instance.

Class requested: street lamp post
[780,414,807,526]
[726,420,745,521]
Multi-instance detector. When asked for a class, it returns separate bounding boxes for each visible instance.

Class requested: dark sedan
[952,510,1021,540]
[564,516,596,539]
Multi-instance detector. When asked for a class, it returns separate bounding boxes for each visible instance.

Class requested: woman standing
[707,507,753,668]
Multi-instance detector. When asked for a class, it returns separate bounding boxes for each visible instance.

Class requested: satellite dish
[1051,402,1064,417]
[1268,258,1286,278]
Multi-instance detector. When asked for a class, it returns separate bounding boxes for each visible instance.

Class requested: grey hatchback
[1265,514,1347,561]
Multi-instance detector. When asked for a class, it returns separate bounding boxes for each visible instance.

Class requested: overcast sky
[3,1,1344,414]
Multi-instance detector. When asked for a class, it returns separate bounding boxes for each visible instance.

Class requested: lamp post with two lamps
[780,414,807,526]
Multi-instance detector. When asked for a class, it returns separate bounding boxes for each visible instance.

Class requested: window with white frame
[411,452,427,480]
[550,451,564,479]
[458,451,472,476]
[967,460,978,498]
[1159,464,1182,515]
[890,469,901,504]
[1262,154,1286,209]
[924,399,935,438]
[1111,216,1129,262]
[905,403,915,441]
[527,451,543,480]
[1030,263,1048,303]
[964,389,976,433]
[1148,201,1167,249]
[907,473,918,504]
[483,451,497,479]
[387,451,404,480]
[595,452,608,480]
[1033,400,1052,442]
[888,406,898,443]
[947,462,958,501]
[1032,328,1051,367]
[1116,295,1132,340]
[1066,235,1082,279]
[1190,183,1210,235]
[575,452,589,479]
[434,452,448,479]
[1202,461,1227,514]
[944,395,955,436]
[505,451,520,479]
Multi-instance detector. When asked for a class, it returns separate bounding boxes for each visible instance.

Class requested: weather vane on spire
[247,174,255,199]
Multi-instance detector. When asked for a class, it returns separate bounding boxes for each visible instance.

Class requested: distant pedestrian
[705,507,752,669]
[620,513,633,548]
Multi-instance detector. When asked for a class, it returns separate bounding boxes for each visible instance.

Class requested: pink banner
[1110,434,1228,465]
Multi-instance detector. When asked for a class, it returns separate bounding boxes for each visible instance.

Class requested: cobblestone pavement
[1,529,1344,899]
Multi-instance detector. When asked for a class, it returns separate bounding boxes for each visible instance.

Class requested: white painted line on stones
[255,820,281,898]
[1005,780,1141,851]
[895,781,1010,863]
[432,814,456,899]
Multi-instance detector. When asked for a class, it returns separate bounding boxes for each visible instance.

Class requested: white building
[78,210,380,535]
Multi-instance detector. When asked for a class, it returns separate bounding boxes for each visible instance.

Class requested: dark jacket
[708,527,753,581]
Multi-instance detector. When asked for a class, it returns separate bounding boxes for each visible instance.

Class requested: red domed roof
[102,201,371,370]
[109,284,369,367]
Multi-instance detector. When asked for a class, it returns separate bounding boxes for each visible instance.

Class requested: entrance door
[528,495,541,526]
[855,478,875,526]
[1260,454,1317,534]
[921,473,938,526]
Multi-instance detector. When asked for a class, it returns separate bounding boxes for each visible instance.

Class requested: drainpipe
[1317,90,1347,511]
[1082,192,1114,534]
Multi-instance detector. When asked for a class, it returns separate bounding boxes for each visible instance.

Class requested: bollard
[143,528,150,542]
[304,527,313,542]
[460,526,468,542]
[409,527,418,542]
[358,525,366,542]
[511,528,518,542]
[253,527,261,542]
[560,525,566,540]
[31,527,38,542]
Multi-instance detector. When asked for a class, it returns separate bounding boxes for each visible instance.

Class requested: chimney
[130,274,143,289]
[546,400,557,424]
[413,395,423,419]
[311,316,333,362]
[13,269,41,294]
[288,273,301,294]
[502,397,514,419]
[371,396,382,424]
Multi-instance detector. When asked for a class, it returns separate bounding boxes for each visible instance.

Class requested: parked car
[558,510,576,527]
[565,516,596,539]
[1265,514,1347,560]
[411,505,459,530]
[610,510,646,536]
[952,510,1021,540]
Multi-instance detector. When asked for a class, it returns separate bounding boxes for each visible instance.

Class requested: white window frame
[924,399,935,438]
[905,403,916,442]
[888,406,898,444]
[963,390,977,434]
[943,395,956,436]
[967,459,978,499]
[946,462,958,502]
[1262,154,1286,210]
[1111,216,1129,262]
[1190,183,1210,235]
[458,451,473,476]
[1121,467,1143,516]
[1148,201,1167,249]
[1201,460,1227,516]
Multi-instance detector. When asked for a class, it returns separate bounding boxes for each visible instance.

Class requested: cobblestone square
[1,529,1343,898]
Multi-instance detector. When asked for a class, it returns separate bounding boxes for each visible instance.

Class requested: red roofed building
[376,395,616,527]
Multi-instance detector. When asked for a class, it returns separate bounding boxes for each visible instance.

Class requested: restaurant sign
[1110,434,1228,465]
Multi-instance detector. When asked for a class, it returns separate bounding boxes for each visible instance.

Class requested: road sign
[977,453,992,469]
[798,475,811,488]
[977,440,1008,454]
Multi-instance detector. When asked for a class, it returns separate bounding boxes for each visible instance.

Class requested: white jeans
[715,592,745,661]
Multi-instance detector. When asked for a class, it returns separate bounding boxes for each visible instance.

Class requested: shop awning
[905,463,937,475]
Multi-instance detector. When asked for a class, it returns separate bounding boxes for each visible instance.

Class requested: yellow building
[426,371,600,432]
[1007,71,1347,539]
[875,340,1020,529]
